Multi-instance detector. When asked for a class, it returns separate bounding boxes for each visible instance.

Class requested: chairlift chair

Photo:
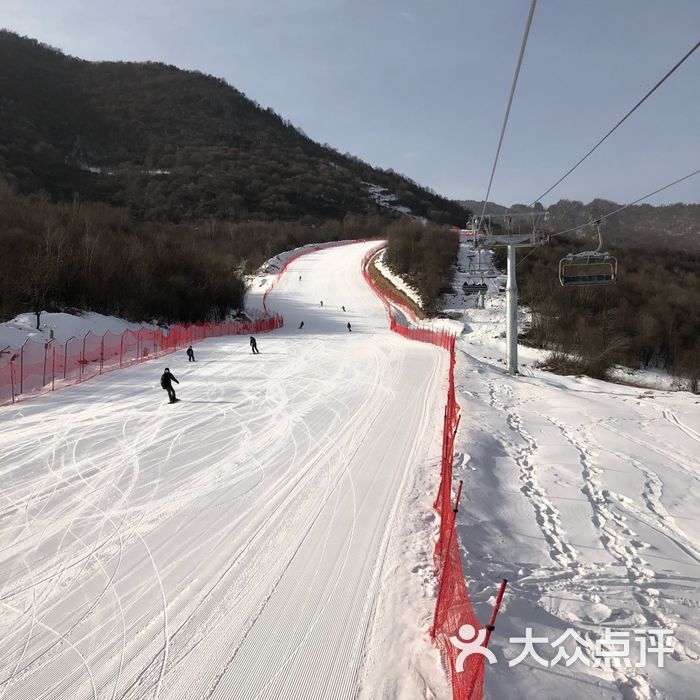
[558,221,618,287]
[559,252,618,286]
[462,281,488,295]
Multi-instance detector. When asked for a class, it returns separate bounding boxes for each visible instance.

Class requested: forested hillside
[460,198,700,251]
[545,199,700,251]
[384,221,459,315]
[0,185,401,323]
[0,31,465,225]
[0,30,471,324]
[515,237,700,388]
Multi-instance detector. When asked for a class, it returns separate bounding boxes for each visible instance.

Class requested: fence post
[64,338,73,379]
[431,480,464,637]
[120,335,124,368]
[19,344,24,395]
[465,578,509,700]
[100,337,104,374]
[52,346,56,391]
[483,579,508,647]
[10,356,16,403]
[454,478,464,510]
[80,337,86,382]
[43,342,48,387]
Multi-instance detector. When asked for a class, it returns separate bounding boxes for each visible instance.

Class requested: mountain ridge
[459,198,700,251]
[0,30,466,225]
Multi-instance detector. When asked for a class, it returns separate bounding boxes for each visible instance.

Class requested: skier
[298,321,304,329]
[347,322,352,332]
[250,336,259,354]
[299,275,302,281]
[320,300,323,307]
[342,305,346,312]
[160,368,180,403]
[186,345,195,362]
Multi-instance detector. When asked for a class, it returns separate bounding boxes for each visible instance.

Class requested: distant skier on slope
[299,275,302,281]
[320,300,323,307]
[250,336,259,354]
[342,305,346,312]
[298,321,304,329]
[186,345,195,362]
[347,322,352,332]
[160,368,180,403]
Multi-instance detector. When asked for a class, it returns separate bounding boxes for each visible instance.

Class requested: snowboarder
[298,321,304,329]
[160,368,179,403]
[186,345,195,362]
[342,305,346,312]
[250,336,259,354]
[347,322,352,332]
[299,275,302,281]
[320,300,323,307]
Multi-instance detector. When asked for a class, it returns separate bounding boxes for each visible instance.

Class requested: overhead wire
[548,167,700,239]
[479,0,537,224]
[516,167,700,267]
[529,39,700,207]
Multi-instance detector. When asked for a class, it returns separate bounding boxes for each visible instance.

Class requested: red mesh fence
[361,243,492,700]
[0,314,283,407]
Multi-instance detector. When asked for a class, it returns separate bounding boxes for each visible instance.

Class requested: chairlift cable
[515,242,544,268]
[516,166,700,267]
[548,167,700,240]
[529,40,700,207]
[479,0,537,224]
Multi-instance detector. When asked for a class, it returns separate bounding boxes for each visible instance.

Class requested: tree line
[0,184,412,325]
[384,220,460,315]
[514,237,700,390]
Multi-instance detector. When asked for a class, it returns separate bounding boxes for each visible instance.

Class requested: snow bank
[0,311,148,349]
[373,249,423,308]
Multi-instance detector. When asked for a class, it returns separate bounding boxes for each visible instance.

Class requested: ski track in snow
[4,236,699,700]
[447,241,700,700]
[0,241,448,700]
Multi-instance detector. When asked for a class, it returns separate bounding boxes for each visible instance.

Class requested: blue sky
[3,0,699,205]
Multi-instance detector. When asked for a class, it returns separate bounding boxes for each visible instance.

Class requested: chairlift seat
[462,282,488,295]
[559,252,618,287]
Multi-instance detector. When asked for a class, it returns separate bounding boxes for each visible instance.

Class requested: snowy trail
[0,242,448,699]
[446,241,700,700]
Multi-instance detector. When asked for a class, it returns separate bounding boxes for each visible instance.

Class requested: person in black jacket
[186,345,195,362]
[160,368,179,403]
[250,336,259,354]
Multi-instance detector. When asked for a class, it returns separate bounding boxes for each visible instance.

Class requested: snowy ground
[447,241,700,699]
[0,241,451,700]
[2,237,698,700]
[0,312,149,349]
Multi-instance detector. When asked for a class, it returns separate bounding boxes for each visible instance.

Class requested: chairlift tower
[478,212,547,375]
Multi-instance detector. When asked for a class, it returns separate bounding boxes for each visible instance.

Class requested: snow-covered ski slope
[4,236,697,700]
[448,243,700,700]
[0,241,450,700]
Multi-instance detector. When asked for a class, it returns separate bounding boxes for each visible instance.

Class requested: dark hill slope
[0,31,465,224]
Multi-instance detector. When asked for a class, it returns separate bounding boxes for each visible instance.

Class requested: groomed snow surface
[0,241,450,700]
[1,239,698,700]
